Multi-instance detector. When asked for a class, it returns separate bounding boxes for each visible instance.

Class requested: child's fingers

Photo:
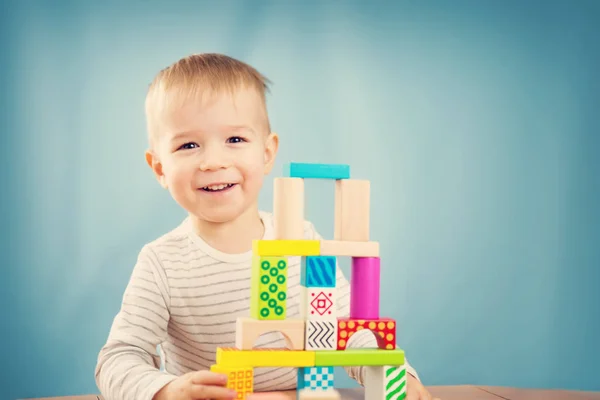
[417,386,433,400]
[189,383,237,399]
[188,370,229,386]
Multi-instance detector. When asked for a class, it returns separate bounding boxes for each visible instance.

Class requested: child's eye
[227,136,247,144]
[177,142,198,150]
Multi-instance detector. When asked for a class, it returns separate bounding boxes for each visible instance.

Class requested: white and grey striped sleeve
[309,225,420,385]
[95,246,177,400]
[337,267,421,385]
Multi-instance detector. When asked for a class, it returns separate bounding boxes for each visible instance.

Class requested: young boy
[95,53,433,400]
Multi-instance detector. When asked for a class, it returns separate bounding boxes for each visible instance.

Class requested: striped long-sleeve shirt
[95,211,418,400]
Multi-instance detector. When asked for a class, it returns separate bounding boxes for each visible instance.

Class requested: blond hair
[145,53,272,148]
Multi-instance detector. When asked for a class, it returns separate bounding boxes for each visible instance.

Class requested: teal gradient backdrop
[1,0,599,398]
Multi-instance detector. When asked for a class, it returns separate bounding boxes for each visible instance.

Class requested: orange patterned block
[210,364,253,400]
[336,318,396,350]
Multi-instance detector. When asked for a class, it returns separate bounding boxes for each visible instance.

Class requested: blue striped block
[301,256,336,288]
[283,162,350,180]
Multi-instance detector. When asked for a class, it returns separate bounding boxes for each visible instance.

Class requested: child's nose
[198,146,232,171]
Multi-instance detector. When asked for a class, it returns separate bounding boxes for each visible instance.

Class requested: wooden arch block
[235,317,305,350]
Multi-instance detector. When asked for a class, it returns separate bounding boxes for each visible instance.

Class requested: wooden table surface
[22,385,600,400]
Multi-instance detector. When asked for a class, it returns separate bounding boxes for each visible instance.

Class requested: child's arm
[95,246,177,400]
[335,272,421,385]
[307,224,420,385]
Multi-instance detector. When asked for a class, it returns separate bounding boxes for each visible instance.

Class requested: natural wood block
[334,179,370,241]
[274,177,304,240]
[319,240,379,257]
[235,317,305,350]
[298,388,341,400]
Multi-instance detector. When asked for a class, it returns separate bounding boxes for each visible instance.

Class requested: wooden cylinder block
[350,257,380,319]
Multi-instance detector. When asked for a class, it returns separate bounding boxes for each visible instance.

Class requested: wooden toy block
[297,366,335,390]
[337,318,396,350]
[314,349,405,367]
[298,388,341,400]
[305,320,337,351]
[253,240,320,256]
[319,240,379,257]
[284,162,350,180]
[216,347,316,367]
[350,257,380,319]
[250,256,288,320]
[301,287,337,320]
[301,256,336,288]
[235,317,305,350]
[334,179,370,241]
[365,365,407,400]
[274,177,304,239]
[210,364,254,400]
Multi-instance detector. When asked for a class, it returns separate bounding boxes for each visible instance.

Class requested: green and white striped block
[365,364,407,400]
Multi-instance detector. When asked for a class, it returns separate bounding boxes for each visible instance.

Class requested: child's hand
[407,373,439,400]
[154,371,237,400]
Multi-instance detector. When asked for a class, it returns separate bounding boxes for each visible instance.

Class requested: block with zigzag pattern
[305,320,337,351]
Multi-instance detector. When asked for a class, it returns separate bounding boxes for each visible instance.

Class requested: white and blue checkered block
[297,366,334,390]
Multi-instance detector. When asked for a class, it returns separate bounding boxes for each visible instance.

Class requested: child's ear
[263,132,279,174]
[145,149,168,189]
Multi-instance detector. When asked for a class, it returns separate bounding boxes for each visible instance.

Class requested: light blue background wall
[1,0,599,398]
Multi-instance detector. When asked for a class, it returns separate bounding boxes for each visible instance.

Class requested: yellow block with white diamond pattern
[250,255,288,320]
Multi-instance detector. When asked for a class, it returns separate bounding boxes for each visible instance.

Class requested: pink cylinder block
[350,257,380,319]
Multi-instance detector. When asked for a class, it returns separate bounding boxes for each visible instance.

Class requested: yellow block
[252,240,320,256]
[210,365,254,400]
[216,347,316,367]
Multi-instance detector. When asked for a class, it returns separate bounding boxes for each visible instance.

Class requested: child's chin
[195,207,246,224]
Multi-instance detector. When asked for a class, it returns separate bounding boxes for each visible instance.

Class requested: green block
[250,256,288,320]
[314,349,404,367]
[385,365,407,400]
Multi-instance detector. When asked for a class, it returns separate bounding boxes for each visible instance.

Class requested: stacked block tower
[210,162,407,400]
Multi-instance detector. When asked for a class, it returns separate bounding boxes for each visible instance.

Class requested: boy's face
[146,87,278,224]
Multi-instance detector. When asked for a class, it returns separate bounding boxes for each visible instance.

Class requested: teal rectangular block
[283,163,350,180]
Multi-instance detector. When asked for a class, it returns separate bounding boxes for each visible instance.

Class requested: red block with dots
[336,318,396,350]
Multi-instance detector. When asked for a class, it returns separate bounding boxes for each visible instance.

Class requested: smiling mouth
[200,183,236,192]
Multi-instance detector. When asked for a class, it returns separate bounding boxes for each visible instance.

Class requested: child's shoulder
[138,217,194,256]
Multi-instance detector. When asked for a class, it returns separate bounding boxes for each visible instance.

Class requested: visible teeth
[203,183,232,191]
